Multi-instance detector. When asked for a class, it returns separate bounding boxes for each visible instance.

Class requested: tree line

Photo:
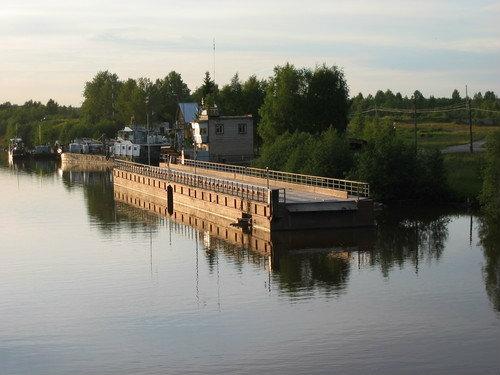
[1,63,499,203]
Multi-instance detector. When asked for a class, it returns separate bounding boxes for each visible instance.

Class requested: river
[1,158,499,375]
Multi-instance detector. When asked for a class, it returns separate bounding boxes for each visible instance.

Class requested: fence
[114,160,270,203]
[179,158,370,197]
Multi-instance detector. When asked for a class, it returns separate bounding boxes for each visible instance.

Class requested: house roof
[178,103,199,123]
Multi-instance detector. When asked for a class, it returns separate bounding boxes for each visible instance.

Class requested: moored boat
[8,138,27,160]
[31,144,58,160]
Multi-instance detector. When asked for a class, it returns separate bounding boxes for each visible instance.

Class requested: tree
[151,71,191,123]
[46,99,59,115]
[258,63,307,142]
[116,78,146,125]
[193,71,218,107]
[82,71,121,124]
[306,64,349,133]
[451,89,461,103]
[412,90,425,107]
[242,75,266,117]
[218,73,243,115]
[353,120,447,202]
[258,63,350,143]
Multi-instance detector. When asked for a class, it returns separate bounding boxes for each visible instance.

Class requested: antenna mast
[213,38,216,84]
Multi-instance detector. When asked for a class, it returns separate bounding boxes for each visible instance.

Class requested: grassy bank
[395,122,499,150]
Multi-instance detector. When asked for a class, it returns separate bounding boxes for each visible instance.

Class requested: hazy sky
[1,0,499,106]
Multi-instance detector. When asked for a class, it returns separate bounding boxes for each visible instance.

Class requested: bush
[254,128,353,178]
[352,121,447,202]
[480,132,500,221]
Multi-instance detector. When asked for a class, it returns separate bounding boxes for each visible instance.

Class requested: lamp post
[146,96,151,165]
[193,141,197,175]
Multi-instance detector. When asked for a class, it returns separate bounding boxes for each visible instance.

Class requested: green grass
[443,153,484,202]
[395,122,500,150]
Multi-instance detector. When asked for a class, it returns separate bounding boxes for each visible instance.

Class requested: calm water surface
[1,158,499,375]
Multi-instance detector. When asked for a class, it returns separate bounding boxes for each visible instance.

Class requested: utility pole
[466,85,473,153]
[39,116,46,145]
[413,97,418,153]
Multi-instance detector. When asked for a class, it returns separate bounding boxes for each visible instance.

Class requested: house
[177,104,254,164]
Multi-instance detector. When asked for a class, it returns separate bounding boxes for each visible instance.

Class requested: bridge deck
[167,163,360,204]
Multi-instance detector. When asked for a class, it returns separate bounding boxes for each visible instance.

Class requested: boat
[32,144,57,160]
[113,124,171,165]
[8,138,27,160]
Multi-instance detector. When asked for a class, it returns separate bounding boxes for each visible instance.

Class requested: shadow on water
[479,218,500,312]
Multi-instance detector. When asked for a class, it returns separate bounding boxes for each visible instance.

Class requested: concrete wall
[113,169,272,233]
[61,153,115,171]
[113,165,374,233]
[114,184,272,256]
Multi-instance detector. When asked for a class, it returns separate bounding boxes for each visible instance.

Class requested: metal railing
[178,158,370,197]
[114,160,270,203]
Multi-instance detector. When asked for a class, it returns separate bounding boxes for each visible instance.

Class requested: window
[238,123,247,134]
[216,123,224,135]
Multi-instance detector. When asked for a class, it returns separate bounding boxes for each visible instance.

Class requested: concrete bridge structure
[113,159,374,246]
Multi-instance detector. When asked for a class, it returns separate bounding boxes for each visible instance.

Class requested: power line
[472,108,500,114]
[355,105,467,115]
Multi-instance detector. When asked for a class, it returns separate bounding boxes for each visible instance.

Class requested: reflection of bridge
[113,159,374,234]
[114,184,375,258]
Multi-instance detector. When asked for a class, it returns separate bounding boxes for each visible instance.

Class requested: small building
[178,104,254,164]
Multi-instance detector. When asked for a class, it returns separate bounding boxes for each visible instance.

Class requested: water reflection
[3,160,487,303]
[479,218,500,312]
[3,158,500,374]
[2,155,59,177]
[60,168,160,235]
[110,177,459,298]
[371,208,450,277]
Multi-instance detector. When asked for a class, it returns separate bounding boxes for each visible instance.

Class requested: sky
[1,0,499,106]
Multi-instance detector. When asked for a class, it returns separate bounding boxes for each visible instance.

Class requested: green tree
[193,71,218,107]
[116,78,146,125]
[258,63,307,142]
[306,64,349,133]
[353,120,447,202]
[218,73,244,115]
[258,63,349,143]
[46,99,59,115]
[82,71,121,124]
[451,89,462,103]
[151,71,191,123]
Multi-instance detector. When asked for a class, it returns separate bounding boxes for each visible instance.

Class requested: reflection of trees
[61,170,160,234]
[479,218,500,312]
[2,157,58,177]
[272,251,350,298]
[62,170,116,228]
[161,209,452,299]
[371,208,450,277]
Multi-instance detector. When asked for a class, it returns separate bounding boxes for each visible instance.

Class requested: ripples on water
[0,158,499,375]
